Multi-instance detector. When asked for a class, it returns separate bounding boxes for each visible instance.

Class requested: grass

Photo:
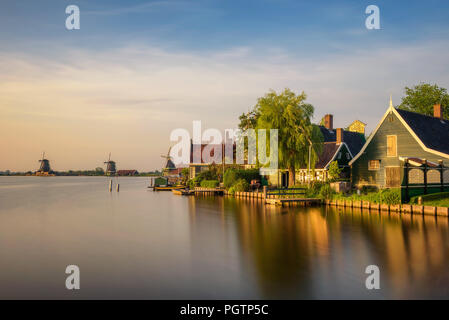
[410,192,449,207]
[331,188,401,205]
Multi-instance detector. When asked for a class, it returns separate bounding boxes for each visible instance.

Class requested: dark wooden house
[295,114,365,183]
[349,102,449,193]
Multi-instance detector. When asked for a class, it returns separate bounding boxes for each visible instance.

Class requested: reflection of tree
[228,199,331,298]
[186,195,449,298]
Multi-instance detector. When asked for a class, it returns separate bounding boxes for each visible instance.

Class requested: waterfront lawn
[331,188,401,205]
[410,192,449,207]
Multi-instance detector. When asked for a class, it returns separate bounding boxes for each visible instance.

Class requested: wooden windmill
[38,152,51,173]
[104,153,116,176]
[161,147,176,176]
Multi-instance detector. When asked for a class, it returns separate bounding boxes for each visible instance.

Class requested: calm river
[0,176,448,299]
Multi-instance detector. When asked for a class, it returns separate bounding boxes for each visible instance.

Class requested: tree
[255,88,323,186]
[397,83,449,118]
[238,109,259,131]
[327,161,342,181]
[95,167,104,175]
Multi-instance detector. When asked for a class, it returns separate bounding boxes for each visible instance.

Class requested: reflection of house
[350,102,449,188]
[117,170,138,176]
[294,114,365,184]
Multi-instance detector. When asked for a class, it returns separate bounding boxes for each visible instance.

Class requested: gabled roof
[315,143,340,169]
[318,126,365,158]
[395,108,449,155]
[349,106,449,165]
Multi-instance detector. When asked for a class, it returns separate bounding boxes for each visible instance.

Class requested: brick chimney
[324,114,333,130]
[336,128,344,144]
[434,104,443,119]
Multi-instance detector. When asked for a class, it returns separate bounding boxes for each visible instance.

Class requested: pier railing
[266,187,306,198]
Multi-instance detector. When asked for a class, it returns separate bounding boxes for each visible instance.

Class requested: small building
[189,140,238,179]
[349,101,449,190]
[347,120,367,135]
[295,114,365,184]
[117,170,138,176]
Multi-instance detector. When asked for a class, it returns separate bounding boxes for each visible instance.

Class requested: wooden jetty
[194,187,225,195]
[154,186,184,191]
[265,197,321,207]
[172,189,194,196]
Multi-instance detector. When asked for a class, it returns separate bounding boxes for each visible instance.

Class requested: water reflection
[188,197,449,299]
[0,177,448,299]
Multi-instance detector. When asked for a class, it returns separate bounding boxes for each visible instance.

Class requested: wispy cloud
[1,40,449,171]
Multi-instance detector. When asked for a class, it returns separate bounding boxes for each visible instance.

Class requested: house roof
[349,106,449,166]
[318,126,365,158]
[395,108,449,155]
[315,143,340,169]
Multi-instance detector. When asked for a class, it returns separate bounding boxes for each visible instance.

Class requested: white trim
[323,142,354,169]
[349,106,449,166]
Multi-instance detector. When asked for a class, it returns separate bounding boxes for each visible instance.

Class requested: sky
[1,0,449,171]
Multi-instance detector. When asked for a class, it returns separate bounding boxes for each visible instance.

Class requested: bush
[232,178,249,192]
[200,180,219,188]
[223,168,238,189]
[223,168,261,189]
[319,184,335,200]
[379,188,401,205]
[305,181,325,198]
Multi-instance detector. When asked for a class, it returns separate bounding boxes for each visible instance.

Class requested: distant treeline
[0,169,162,176]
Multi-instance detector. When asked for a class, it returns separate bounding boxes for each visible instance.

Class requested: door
[281,172,289,188]
[385,167,401,187]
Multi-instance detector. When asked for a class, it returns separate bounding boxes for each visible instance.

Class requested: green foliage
[223,168,239,189]
[232,179,250,192]
[410,191,449,204]
[194,167,219,185]
[397,83,449,118]
[332,188,401,205]
[223,168,261,189]
[327,161,342,181]
[238,109,260,131]
[254,88,324,185]
[155,177,168,186]
[379,188,401,205]
[319,184,335,200]
[187,179,195,189]
[305,181,325,198]
[200,180,219,188]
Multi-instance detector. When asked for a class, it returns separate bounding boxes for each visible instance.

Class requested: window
[337,152,342,159]
[368,160,380,171]
[387,135,397,157]
[346,153,351,160]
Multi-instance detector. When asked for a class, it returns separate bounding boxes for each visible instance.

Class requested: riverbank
[193,187,449,217]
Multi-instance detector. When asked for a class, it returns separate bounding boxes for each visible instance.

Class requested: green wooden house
[349,101,449,199]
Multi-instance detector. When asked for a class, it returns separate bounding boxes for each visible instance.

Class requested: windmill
[104,153,116,176]
[161,147,176,176]
[38,152,51,173]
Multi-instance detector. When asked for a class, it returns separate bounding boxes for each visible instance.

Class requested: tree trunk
[288,166,295,187]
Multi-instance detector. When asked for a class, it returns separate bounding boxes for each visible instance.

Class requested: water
[0,176,448,299]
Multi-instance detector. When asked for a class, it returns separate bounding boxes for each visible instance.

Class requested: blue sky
[1,0,449,171]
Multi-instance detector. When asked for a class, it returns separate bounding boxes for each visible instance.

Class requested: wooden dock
[194,187,224,195]
[265,198,321,207]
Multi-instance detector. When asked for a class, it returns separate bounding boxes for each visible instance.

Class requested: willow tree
[256,88,323,186]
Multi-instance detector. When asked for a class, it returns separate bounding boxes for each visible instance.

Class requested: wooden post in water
[116,183,120,192]
[263,186,267,200]
[109,180,113,192]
